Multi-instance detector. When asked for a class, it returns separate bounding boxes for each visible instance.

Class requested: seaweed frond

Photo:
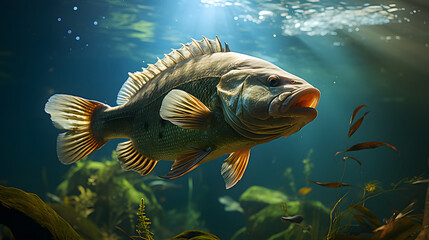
[67,185,96,218]
[136,198,154,240]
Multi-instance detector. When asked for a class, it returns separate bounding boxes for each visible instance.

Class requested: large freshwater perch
[45,37,320,189]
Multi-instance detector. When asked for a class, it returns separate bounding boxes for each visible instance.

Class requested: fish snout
[269,87,320,120]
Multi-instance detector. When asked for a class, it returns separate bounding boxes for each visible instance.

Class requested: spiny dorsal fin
[117,36,229,105]
[116,140,158,176]
[221,149,251,189]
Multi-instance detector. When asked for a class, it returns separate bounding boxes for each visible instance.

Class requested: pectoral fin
[221,149,251,189]
[160,89,211,129]
[160,146,212,179]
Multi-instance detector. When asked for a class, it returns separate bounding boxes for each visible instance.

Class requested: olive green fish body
[45,37,320,189]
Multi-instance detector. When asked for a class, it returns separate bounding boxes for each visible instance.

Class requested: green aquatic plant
[55,151,162,236]
[115,198,154,240]
[302,148,314,180]
[283,167,296,194]
[136,198,155,240]
[67,185,97,218]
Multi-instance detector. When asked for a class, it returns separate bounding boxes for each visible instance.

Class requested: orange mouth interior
[290,92,319,109]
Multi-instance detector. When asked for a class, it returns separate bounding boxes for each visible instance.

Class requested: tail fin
[45,94,108,164]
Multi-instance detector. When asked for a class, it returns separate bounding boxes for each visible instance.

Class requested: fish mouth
[269,87,320,119]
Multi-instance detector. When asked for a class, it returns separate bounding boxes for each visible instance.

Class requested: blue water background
[0,0,428,238]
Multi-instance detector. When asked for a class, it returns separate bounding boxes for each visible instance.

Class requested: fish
[148,180,181,191]
[298,187,312,195]
[281,215,304,224]
[218,195,243,213]
[46,192,61,203]
[45,36,320,189]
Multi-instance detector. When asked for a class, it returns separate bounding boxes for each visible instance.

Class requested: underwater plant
[283,167,297,194]
[116,198,155,240]
[136,198,155,240]
[55,152,162,236]
[303,105,426,239]
[66,185,96,218]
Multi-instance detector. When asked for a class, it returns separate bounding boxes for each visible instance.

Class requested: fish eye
[268,75,280,87]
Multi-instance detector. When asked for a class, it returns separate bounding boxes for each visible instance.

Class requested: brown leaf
[351,204,382,228]
[334,151,342,158]
[353,214,370,227]
[348,111,370,138]
[350,105,367,124]
[343,156,362,166]
[306,179,352,188]
[345,142,398,152]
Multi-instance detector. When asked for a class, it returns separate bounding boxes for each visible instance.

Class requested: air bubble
[75,36,80,41]
[73,6,78,11]
[93,21,98,25]
[57,17,62,22]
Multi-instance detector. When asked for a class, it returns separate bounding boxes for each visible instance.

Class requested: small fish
[46,192,61,203]
[218,195,243,213]
[306,180,353,188]
[281,215,304,224]
[148,180,181,191]
[45,37,320,189]
[298,187,312,195]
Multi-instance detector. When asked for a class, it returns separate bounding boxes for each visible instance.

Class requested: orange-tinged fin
[160,146,212,179]
[160,89,212,129]
[45,94,108,164]
[116,141,158,176]
[221,149,251,189]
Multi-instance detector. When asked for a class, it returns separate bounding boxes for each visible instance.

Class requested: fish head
[217,54,320,139]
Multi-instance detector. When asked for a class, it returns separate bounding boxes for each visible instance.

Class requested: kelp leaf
[334,152,342,158]
[348,111,370,138]
[350,105,367,124]
[306,179,352,188]
[396,202,415,220]
[412,179,429,184]
[343,156,362,166]
[345,142,398,152]
[115,226,135,240]
[353,214,370,228]
[351,204,382,228]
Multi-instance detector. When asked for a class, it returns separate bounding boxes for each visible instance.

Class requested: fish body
[148,180,181,191]
[45,37,320,189]
[281,215,304,224]
[298,187,312,195]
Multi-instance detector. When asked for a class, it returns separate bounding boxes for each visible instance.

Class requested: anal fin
[221,149,251,189]
[116,141,157,176]
[160,146,212,179]
[160,89,211,129]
